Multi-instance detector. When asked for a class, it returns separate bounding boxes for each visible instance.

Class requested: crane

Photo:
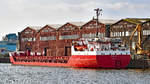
[130,24,149,55]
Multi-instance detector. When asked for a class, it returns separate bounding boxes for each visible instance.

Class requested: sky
[0,0,150,39]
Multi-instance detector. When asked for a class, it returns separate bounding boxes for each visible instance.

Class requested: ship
[9,37,131,68]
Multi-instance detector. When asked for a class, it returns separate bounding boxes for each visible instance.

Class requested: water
[0,63,150,84]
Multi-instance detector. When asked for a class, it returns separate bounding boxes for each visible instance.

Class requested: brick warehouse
[110,18,150,51]
[18,26,42,52]
[18,19,118,56]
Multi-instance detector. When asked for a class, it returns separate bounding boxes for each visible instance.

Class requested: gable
[111,20,137,29]
[58,23,79,31]
[81,20,104,30]
[40,25,56,33]
[22,27,35,34]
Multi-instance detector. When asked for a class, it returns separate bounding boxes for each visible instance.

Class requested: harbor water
[0,63,150,84]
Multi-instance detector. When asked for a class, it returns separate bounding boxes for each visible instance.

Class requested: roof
[28,26,42,31]
[68,22,86,27]
[123,18,150,24]
[47,24,63,29]
[98,19,119,25]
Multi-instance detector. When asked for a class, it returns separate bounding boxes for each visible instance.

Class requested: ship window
[101,53,105,55]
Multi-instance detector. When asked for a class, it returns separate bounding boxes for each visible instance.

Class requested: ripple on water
[0,63,150,84]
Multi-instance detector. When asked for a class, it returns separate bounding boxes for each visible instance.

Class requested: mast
[94,8,102,37]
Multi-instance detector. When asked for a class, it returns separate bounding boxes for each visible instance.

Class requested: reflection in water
[0,63,150,84]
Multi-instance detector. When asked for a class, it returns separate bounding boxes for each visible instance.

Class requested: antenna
[94,8,102,37]
[94,8,102,21]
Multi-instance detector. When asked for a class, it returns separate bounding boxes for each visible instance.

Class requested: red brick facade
[19,27,38,51]
[19,19,112,56]
[81,19,105,38]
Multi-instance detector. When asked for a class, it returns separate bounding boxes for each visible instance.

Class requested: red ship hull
[10,54,131,68]
[69,55,131,68]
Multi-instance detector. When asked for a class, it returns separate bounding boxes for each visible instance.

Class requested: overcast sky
[0,0,150,39]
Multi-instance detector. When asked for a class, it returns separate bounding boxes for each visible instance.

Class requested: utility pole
[94,8,102,37]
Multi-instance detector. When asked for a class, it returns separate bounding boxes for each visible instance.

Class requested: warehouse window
[24,31,33,34]
[112,32,114,37]
[120,25,123,28]
[110,32,113,37]
[122,32,124,36]
[117,32,119,36]
[114,26,120,28]
[24,31,30,34]
[113,32,115,37]
[127,25,133,28]
[69,26,75,30]
[126,31,129,36]
[115,32,118,36]
[119,32,122,36]
[143,30,146,35]
[40,36,56,41]
[147,30,150,35]
[62,26,76,31]
[134,32,137,36]
[147,23,150,26]
[42,29,53,32]
[24,30,33,34]
[59,35,79,40]
[22,37,35,42]
[86,24,101,29]
[86,26,90,29]
[82,33,96,38]
[98,33,105,37]
[42,29,48,32]
[116,32,118,36]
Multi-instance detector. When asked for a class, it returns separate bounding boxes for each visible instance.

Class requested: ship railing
[73,47,129,52]
[10,51,44,57]
[12,54,70,63]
